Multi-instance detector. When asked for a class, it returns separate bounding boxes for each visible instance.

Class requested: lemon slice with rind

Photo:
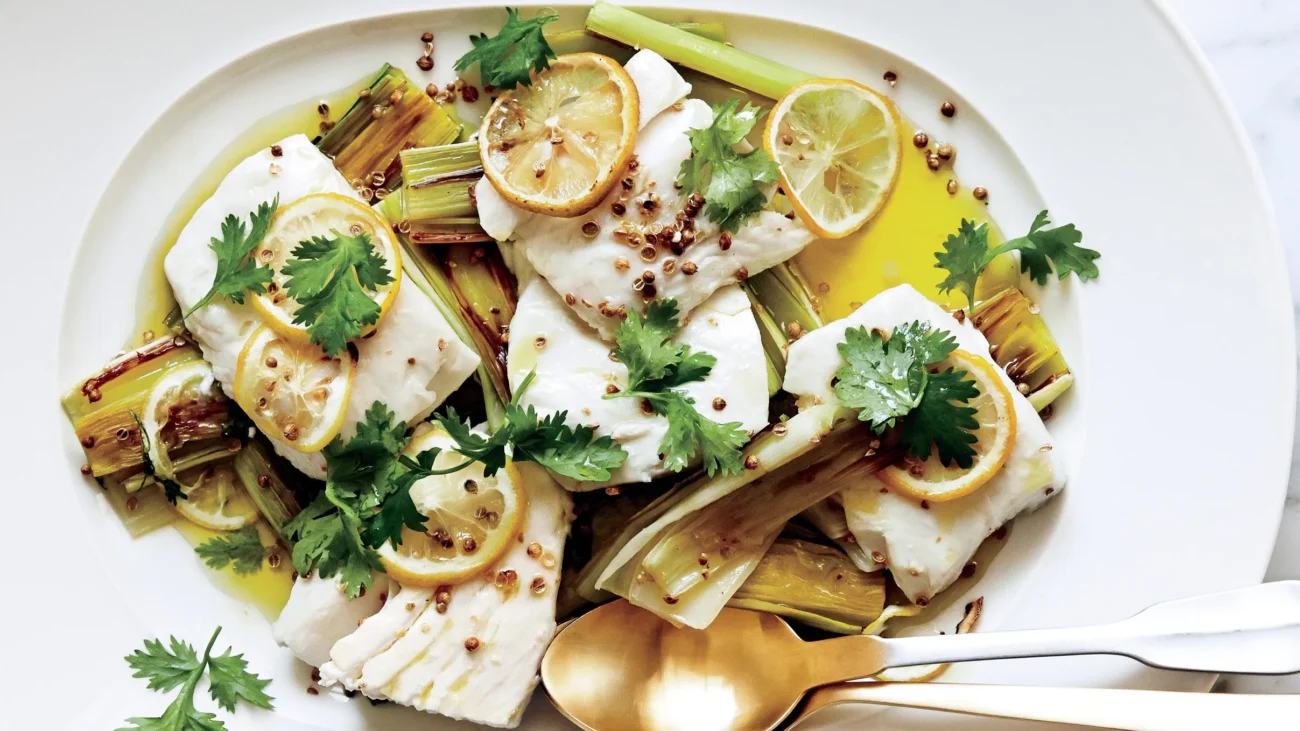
[765,79,901,239]
[376,427,526,587]
[480,52,639,217]
[142,361,226,480]
[174,462,260,532]
[879,349,1016,502]
[233,325,356,453]
[251,192,402,343]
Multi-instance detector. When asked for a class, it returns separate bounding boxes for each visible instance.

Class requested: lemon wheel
[376,427,526,586]
[479,52,639,217]
[251,192,402,343]
[765,79,901,239]
[174,462,260,531]
[880,349,1016,502]
[141,361,225,480]
[233,325,356,452]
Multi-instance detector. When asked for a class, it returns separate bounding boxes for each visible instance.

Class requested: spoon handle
[876,581,1300,674]
[790,682,1300,731]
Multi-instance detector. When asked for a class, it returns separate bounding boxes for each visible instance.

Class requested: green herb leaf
[454,7,559,89]
[934,211,1098,307]
[183,198,278,319]
[131,411,186,505]
[678,99,779,233]
[899,368,981,468]
[834,322,959,433]
[605,299,749,476]
[194,527,269,576]
[120,628,272,731]
[282,229,393,356]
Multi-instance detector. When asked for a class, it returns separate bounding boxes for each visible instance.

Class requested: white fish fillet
[508,276,768,489]
[784,284,1062,603]
[475,53,814,339]
[271,572,388,669]
[162,134,480,476]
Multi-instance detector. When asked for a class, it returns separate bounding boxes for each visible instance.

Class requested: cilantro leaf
[282,229,393,355]
[454,7,559,89]
[206,648,275,713]
[899,368,981,468]
[131,411,186,505]
[194,526,268,576]
[363,450,441,549]
[934,211,1099,307]
[834,322,959,433]
[120,628,272,731]
[435,406,513,477]
[677,99,779,233]
[183,197,278,319]
[283,490,382,600]
[605,299,749,476]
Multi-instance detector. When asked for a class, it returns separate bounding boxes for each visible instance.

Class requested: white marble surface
[1167,0,1300,694]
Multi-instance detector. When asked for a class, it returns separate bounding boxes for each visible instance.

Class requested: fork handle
[792,683,1300,730]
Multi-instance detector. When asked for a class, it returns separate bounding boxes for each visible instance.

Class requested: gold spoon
[542,584,1300,731]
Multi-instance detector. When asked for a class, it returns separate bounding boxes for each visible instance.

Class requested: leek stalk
[390,142,492,243]
[743,264,824,386]
[729,538,885,634]
[583,2,812,100]
[548,22,727,58]
[233,439,301,542]
[101,475,179,538]
[317,65,460,190]
[973,287,1073,405]
[122,442,235,494]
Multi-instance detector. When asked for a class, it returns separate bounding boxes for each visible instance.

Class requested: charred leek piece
[973,287,1073,405]
[233,439,301,542]
[744,264,824,387]
[584,2,812,99]
[122,442,234,494]
[101,474,179,538]
[390,142,492,244]
[729,538,886,634]
[62,338,223,476]
[317,64,460,191]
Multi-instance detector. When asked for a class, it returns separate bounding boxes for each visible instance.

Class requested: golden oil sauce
[173,520,294,620]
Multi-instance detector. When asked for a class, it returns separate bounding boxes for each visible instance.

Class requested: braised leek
[729,538,885,634]
[973,286,1073,407]
[232,439,301,541]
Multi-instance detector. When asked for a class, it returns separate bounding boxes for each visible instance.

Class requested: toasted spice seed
[283,425,300,441]
[420,31,435,43]
[434,602,448,614]
[464,637,481,652]
[463,478,478,494]
[307,686,320,695]
[883,70,898,86]
[582,220,600,238]
[358,88,371,99]
[80,464,93,476]
[461,85,479,103]
[530,576,547,594]
[80,435,96,448]
[641,283,658,299]
[604,486,621,496]
[682,262,698,275]
[663,595,679,605]
[267,552,282,569]
[947,179,958,195]
[317,101,330,115]
[744,455,759,470]
[641,270,656,284]
[940,101,956,117]
[640,399,655,416]
[912,131,929,148]
[773,422,788,437]
[719,231,732,251]
[916,595,930,606]
[786,321,804,339]
[425,83,440,98]
[527,542,543,559]
[926,153,942,171]
[371,105,384,119]
[270,144,283,157]
[736,266,749,281]
[639,245,657,262]
[712,397,727,411]
[611,201,627,216]
[936,143,954,160]
[564,292,577,306]
[953,308,967,324]
[973,186,989,201]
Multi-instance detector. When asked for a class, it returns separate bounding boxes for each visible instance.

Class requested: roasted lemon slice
[479,52,639,217]
[141,361,225,480]
[376,427,525,587]
[251,192,402,342]
[233,325,356,452]
[174,462,260,531]
[765,79,901,239]
[879,349,1016,502]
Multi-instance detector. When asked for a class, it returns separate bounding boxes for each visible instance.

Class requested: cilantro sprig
[119,627,273,731]
[282,229,393,356]
[195,526,270,576]
[935,211,1100,308]
[436,371,629,482]
[834,321,981,468]
[603,299,749,477]
[678,99,780,233]
[183,197,278,320]
[454,7,559,89]
[131,411,186,505]
[283,402,469,598]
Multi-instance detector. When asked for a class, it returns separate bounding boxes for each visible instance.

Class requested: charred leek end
[317,64,460,191]
[744,263,825,388]
[584,2,812,99]
[233,439,301,542]
[62,338,224,476]
[391,142,492,244]
[548,21,727,58]
[973,287,1072,406]
[729,538,886,634]
[395,236,515,427]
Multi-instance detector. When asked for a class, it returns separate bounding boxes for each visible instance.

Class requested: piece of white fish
[507,276,768,489]
[476,51,815,339]
[163,134,480,476]
[784,284,1063,604]
[272,572,388,669]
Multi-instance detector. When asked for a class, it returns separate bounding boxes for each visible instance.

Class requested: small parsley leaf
[183,197,278,320]
[934,211,1099,307]
[678,99,779,233]
[206,648,275,713]
[454,7,559,89]
[282,229,393,356]
[194,526,268,576]
[654,391,749,476]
